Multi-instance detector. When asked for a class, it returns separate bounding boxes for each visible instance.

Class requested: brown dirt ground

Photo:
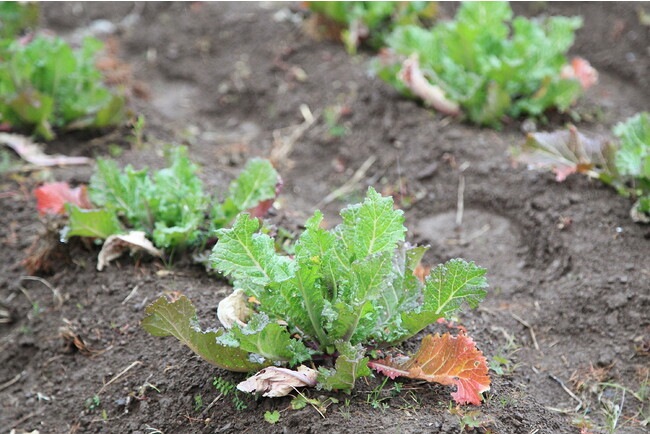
[2,2,649,433]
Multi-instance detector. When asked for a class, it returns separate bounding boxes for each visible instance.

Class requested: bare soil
[2,2,649,433]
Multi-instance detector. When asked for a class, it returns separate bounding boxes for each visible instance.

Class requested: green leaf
[218,312,313,364]
[614,112,650,178]
[348,251,393,302]
[63,204,122,240]
[424,259,487,316]
[142,296,268,372]
[211,213,295,293]
[339,186,405,259]
[228,158,279,212]
[89,159,151,226]
[373,243,428,339]
[399,259,487,339]
[317,342,370,393]
[264,410,281,424]
[294,211,342,295]
[211,158,279,229]
[276,263,330,346]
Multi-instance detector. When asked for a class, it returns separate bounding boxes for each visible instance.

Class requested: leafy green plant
[374,1,593,127]
[0,35,125,139]
[52,147,280,250]
[143,187,491,403]
[87,146,208,249]
[515,112,650,222]
[306,1,437,54]
[0,2,39,39]
[613,112,650,216]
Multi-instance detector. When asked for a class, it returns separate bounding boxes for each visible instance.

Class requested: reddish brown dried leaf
[369,333,490,405]
[35,182,92,216]
[515,125,618,183]
[413,263,431,284]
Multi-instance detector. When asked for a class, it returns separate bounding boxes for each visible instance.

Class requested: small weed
[367,377,389,411]
[130,379,160,400]
[567,365,650,433]
[213,376,248,411]
[130,115,146,148]
[30,301,42,319]
[264,410,280,424]
[290,391,338,416]
[194,394,203,411]
[339,398,352,419]
[323,106,347,138]
[108,143,124,157]
[449,404,494,432]
[85,395,101,412]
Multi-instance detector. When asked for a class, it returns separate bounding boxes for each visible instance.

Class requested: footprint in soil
[415,209,526,294]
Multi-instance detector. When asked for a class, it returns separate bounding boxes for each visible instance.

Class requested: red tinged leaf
[368,333,490,405]
[247,176,283,218]
[561,57,598,90]
[514,125,618,183]
[35,182,92,215]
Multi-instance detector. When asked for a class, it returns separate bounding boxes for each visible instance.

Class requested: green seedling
[194,394,203,411]
[213,377,248,411]
[264,410,280,424]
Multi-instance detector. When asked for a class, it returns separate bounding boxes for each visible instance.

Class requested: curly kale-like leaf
[399,259,487,339]
[275,263,330,346]
[613,112,650,216]
[142,296,268,372]
[89,159,152,226]
[211,213,295,294]
[613,112,650,180]
[339,186,406,259]
[211,158,280,229]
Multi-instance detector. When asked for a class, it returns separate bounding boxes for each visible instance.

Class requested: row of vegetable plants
[308,1,650,221]
[2,1,648,413]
